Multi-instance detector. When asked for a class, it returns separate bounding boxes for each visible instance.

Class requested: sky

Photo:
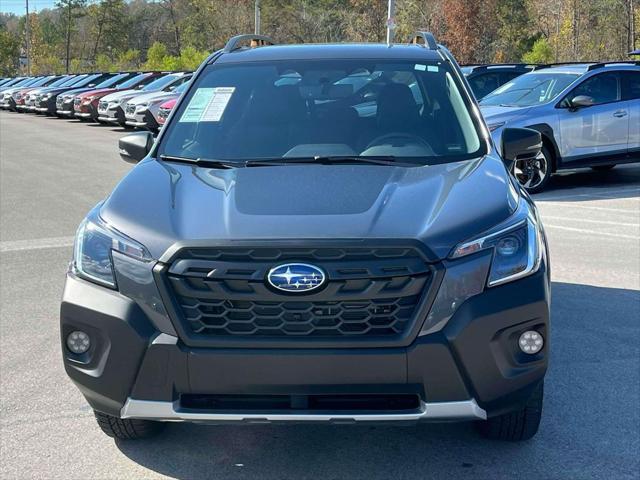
[1,0,60,16]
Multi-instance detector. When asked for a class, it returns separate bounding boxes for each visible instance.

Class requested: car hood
[102,89,146,103]
[2,87,24,95]
[479,105,532,125]
[101,155,518,261]
[48,85,91,96]
[127,91,175,106]
[76,88,116,98]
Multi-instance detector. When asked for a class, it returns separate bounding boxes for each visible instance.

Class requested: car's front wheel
[476,382,543,441]
[94,410,165,440]
[512,146,552,194]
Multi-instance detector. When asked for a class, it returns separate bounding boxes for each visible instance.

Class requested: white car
[124,80,190,130]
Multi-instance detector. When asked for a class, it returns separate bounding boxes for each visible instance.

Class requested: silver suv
[481,62,640,192]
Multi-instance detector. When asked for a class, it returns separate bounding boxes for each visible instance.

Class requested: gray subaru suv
[61,33,550,442]
[481,62,640,192]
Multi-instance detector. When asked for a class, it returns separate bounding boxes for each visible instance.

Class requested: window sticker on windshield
[201,87,235,122]
[179,87,235,123]
[414,64,427,71]
[427,65,439,72]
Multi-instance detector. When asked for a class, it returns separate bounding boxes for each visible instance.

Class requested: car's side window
[566,72,620,106]
[621,71,640,100]
[500,71,525,84]
[469,73,501,99]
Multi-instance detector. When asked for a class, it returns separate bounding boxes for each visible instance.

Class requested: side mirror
[569,95,594,109]
[501,127,542,165]
[119,131,154,164]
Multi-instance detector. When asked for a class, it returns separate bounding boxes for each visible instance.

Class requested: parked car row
[2,57,639,193]
[0,71,189,131]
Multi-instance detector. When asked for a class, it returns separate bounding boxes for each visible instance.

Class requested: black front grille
[98,100,108,110]
[125,104,135,115]
[163,246,434,342]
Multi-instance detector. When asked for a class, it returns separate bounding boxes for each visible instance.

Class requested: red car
[156,98,177,127]
[73,72,163,122]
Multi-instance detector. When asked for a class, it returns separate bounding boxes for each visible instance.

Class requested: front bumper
[97,105,124,124]
[74,103,97,120]
[61,248,550,424]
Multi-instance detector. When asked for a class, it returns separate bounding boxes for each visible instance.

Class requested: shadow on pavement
[115,282,640,480]
[534,164,640,201]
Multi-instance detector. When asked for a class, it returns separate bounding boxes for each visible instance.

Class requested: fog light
[518,330,543,354]
[67,331,91,354]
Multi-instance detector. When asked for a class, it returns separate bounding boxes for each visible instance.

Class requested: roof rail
[629,49,640,56]
[587,60,640,70]
[410,31,438,50]
[223,34,276,53]
[467,63,536,72]
[533,62,593,70]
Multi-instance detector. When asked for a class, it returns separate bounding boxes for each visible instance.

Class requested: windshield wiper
[245,155,419,167]
[159,154,241,169]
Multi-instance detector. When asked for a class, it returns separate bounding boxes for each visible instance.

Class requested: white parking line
[535,187,640,202]
[537,202,639,214]
[0,236,75,253]
[542,216,640,228]
[544,224,640,240]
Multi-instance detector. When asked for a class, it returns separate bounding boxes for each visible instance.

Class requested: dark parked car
[74,72,166,123]
[19,75,77,112]
[461,64,535,100]
[62,33,550,442]
[34,73,113,115]
[11,75,64,112]
[0,76,45,109]
[53,72,138,120]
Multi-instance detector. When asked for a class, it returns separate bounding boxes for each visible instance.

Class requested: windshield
[29,76,53,87]
[142,74,178,92]
[94,73,127,88]
[159,59,484,163]
[116,73,149,89]
[62,75,85,86]
[480,72,580,107]
[48,76,73,87]
[174,82,189,94]
[73,74,102,88]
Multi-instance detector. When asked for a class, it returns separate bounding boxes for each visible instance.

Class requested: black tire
[591,164,616,172]
[94,410,165,440]
[477,382,543,441]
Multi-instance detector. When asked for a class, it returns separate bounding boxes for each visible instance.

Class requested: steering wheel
[365,132,432,151]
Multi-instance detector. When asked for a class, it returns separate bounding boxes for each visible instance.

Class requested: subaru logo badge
[267,263,326,293]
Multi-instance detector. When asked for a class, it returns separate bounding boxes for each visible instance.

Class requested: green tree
[0,28,20,75]
[495,0,533,61]
[522,36,554,63]
[116,49,141,70]
[143,41,170,70]
[56,0,87,73]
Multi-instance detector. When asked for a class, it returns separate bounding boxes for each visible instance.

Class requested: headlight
[451,206,543,287]
[487,121,505,132]
[73,209,152,288]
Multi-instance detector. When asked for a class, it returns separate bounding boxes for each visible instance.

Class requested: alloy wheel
[513,151,548,190]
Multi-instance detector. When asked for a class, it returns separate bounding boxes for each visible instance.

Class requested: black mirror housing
[501,127,542,164]
[119,131,154,164]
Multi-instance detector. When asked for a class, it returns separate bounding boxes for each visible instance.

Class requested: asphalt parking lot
[1,110,639,480]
